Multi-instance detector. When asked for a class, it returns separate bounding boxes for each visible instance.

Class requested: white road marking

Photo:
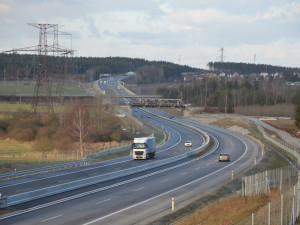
[134,187,144,192]
[90,173,98,176]
[58,179,70,183]
[40,214,62,223]
[196,166,201,170]
[16,188,32,192]
[83,132,250,225]
[180,172,186,176]
[161,179,169,183]
[96,199,111,205]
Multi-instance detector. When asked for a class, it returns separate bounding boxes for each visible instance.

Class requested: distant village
[182,71,300,86]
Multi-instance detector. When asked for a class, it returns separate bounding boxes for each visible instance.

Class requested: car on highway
[147,115,151,118]
[219,153,230,162]
[184,140,192,147]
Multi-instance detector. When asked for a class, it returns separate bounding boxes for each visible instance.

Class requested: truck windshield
[132,143,148,149]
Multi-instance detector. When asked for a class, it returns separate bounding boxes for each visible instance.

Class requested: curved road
[0,77,261,224]
[0,109,260,225]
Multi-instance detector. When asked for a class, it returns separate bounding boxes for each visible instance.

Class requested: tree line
[0,53,200,81]
[157,77,300,113]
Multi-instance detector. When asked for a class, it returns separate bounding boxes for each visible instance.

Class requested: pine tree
[296,99,300,128]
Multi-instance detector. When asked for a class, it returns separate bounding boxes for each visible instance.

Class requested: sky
[0,0,299,69]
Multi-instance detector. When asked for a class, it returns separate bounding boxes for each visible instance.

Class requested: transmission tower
[218,47,224,62]
[3,23,74,114]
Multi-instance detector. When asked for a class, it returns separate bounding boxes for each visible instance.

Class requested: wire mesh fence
[238,165,300,225]
[242,165,298,196]
[238,185,299,225]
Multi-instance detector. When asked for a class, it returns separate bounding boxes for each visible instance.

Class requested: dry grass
[235,104,295,117]
[263,118,300,138]
[0,139,34,154]
[176,191,280,225]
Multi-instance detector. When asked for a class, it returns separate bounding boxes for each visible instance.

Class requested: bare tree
[69,103,90,157]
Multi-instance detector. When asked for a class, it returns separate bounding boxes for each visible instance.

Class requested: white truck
[132,137,156,160]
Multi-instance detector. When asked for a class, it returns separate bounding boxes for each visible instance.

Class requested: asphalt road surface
[0,108,260,225]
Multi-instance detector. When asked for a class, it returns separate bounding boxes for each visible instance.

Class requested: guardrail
[86,145,132,158]
[0,136,209,208]
[0,160,90,180]
[0,112,210,208]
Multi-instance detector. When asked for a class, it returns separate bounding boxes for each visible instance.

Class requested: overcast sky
[0,0,299,69]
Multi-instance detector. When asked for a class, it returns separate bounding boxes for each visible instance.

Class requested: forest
[156,77,300,113]
[0,53,200,83]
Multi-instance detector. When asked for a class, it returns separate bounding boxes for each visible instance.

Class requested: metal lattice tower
[3,23,75,114]
[219,47,224,63]
[30,23,57,114]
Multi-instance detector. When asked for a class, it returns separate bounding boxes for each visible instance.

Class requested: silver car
[184,140,192,147]
[219,153,230,162]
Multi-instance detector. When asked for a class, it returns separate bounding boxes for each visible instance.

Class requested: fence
[237,165,300,225]
[257,125,300,164]
[238,184,300,225]
[242,165,298,196]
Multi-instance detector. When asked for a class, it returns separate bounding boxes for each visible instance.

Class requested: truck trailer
[132,137,156,160]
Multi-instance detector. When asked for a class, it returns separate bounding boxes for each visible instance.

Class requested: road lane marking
[96,199,111,205]
[180,172,186,176]
[58,179,70,183]
[90,173,98,176]
[40,214,62,223]
[83,133,251,225]
[134,187,144,192]
[16,188,32,192]
[0,133,217,222]
[161,179,169,183]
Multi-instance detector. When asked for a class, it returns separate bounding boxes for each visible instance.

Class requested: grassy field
[0,140,34,154]
[0,80,87,95]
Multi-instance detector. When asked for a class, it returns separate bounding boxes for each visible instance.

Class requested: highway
[0,76,261,225]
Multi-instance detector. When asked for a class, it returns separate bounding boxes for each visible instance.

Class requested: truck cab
[132,137,156,160]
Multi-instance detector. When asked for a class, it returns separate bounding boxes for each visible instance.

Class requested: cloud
[0,0,299,69]
[0,2,11,14]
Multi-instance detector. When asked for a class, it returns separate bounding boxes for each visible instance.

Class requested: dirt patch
[263,118,300,138]
[227,125,250,135]
[189,114,217,124]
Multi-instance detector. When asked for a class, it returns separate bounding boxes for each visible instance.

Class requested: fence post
[268,201,271,225]
[252,212,254,225]
[292,196,295,224]
[281,193,283,225]
[242,178,244,197]
[280,169,282,193]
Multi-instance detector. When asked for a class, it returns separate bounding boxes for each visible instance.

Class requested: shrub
[36,126,57,140]
[8,128,35,141]
[0,120,9,132]
[0,128,6,139]
[110,130,121,142]
[34,137,52,151]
